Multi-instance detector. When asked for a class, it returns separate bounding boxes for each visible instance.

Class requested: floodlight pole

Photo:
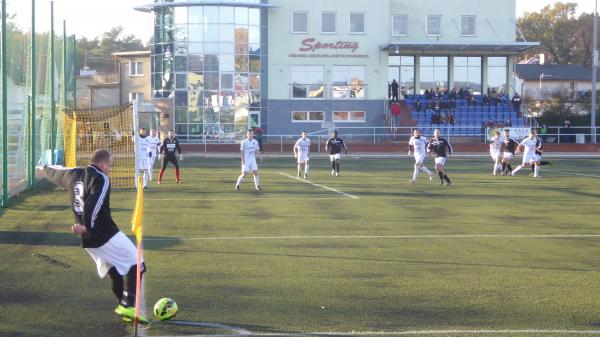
[72,34,76,109]
[1,0,8,207]
[63,20,67,109]
[592,0,598,143]
[30,0,37,188]
[50,1,56,164]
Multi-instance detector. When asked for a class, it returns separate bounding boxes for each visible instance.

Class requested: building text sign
[289,38,369,59]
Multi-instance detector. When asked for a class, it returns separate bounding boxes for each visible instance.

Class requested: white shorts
[434,157,447,167]
[414,154,425,165]
[242,159,258,173]
[523,153,539,165]
[297,152,309,163]
[490,151,501,161]
[136,158,150,171]
[503,152,514,160]
[330,154,341,161]
[85,231,140,278]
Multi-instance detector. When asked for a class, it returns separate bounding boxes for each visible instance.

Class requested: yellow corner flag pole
[131,176,144,335]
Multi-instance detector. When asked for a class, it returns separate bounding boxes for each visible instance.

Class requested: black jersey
[535,137,544,156]
[503,138,519,154]
[160,137,182,157]
[325,137,348,155]
[427,137,453,158]
[42,165,119,248]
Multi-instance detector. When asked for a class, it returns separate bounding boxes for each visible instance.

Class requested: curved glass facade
[152,1,265,142]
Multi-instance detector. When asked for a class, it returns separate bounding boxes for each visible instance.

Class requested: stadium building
[135,0,538,143]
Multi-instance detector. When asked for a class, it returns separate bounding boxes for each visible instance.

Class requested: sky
[6,0,598,44]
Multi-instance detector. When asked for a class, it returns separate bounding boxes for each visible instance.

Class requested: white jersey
[520,138,537,156]
[146,136,161,155]
[294,138,311,156]
[409,136,428,157]
[489,136,502,154]
[241,138,260,162]
[136,135,150,155]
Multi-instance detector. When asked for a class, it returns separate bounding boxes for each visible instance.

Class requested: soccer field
[1,156,599,337]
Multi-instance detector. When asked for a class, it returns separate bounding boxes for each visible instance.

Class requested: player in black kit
[501,129,518,175]
[158,130,183,184]
[325,130,348,177]
[427,128,453,186]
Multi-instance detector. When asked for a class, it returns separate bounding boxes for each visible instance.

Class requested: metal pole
[72,34,76,109]
[2,0,8,207]
[30,0,36,188]
[62,20,67,110]
[50,1,55,165]
[592,0,598,143]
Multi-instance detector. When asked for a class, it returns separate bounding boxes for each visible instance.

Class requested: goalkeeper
[39,149,148,323]
[158,130,183,184]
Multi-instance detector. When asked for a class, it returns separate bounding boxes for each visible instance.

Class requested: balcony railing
[290,84,368,99]
[91,73,120,85]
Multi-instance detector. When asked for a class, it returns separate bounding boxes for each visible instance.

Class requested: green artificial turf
[0,156,599,337]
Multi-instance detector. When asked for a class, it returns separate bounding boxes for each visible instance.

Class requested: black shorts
[161,155,179,169]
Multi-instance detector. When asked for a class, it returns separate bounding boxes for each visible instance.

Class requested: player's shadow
[0,230,180,250]
[161,248,600,273]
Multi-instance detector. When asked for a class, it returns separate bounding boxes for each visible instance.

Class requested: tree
[76,26,145,73]
[518,2,597,66]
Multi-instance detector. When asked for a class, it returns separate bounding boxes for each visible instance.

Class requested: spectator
[448,111,455,126]
[512,93,521,114]
[562,120,572,143]
[486,119,494,129]
[540,124,548,142]
[390,79,400,101]
[432,110,441,125]
[388,82,392,100]
[505,119,512,127]
[414,100,423,113]
[254,127,264,153]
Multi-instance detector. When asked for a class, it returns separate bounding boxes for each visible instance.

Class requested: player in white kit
[489,130,503,175]
[134,128,151,189]
[511,130,541,178]
[146,129,161,181]
[293,131,311,179]
[407,129,432,183]
[236,129,262,191]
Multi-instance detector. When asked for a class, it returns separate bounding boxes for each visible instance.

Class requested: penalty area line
[152,329,600,336]
[279,172,359,200]
[543,169,600,178]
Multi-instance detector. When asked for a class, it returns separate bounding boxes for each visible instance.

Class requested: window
[321,12,337,34]
[426,15,442,36]
[487,57,507,92]
[128,92,144,103]
[129,61,144,76]
[292,111,325,122]
[419,56,448,93]
[292,12,308,33]
[292,66,324,98]
[388,56,415,95]
[332,66,366,99]
[392,15,408,36]
[461,16,476,36]
[453,57,481,93]
[333,111,366,122]
[350,13,365,34]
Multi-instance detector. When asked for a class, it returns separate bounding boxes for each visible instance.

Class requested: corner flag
[131,176,144,335]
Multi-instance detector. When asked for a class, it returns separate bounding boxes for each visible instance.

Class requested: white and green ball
[153,298,178,321]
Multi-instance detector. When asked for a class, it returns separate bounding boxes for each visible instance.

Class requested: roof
[112,51,151,58]
[381,42,539,55]
[515,64,600,81]
[134,1,276,12]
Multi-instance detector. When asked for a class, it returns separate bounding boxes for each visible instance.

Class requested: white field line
[156,320,251,335]
[143,234,600,242]
[145,197,345,202]
[279,172,360,200]
[542,169,600,178]
[183,153,600,160]
[153,329,600,336]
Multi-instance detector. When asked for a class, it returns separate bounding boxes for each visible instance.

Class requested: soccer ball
[153,298,178,321]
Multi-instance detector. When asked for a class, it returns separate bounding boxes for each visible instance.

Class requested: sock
[143,171,148,187]
[297,165,302,176]
[502,162,507,172]
[444,174,451,183]
[420,166,431,175]
[507,164,513,172]
[236,174,245,186]
[531,164,535,174]
[331,161,336,170]
[175,168,180,181]
[412,166,420,181]
[534,165,540,177]
[438,171,444,182]
[304,165,309,175]
[108,267,124,303]
[540,161,551,166]
[335,160,340,173]
[135,172,140,188]
[512,165,522,175]
[253,175,260,188]
[122,263,146,307]
[158,169,165,182]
